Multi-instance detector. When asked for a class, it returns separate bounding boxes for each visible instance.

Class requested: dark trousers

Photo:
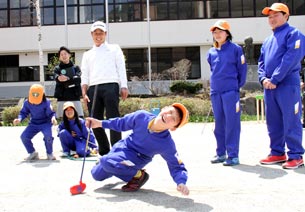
[87,83,122,156]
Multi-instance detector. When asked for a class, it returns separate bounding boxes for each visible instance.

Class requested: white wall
[1,16,304,54]
[0,15,304,92]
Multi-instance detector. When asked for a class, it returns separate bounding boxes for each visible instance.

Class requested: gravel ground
[1,122,305,212]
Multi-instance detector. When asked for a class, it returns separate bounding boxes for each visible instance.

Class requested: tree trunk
[34,0,45,85]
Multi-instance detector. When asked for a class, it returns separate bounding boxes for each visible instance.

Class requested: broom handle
[80,85,98,182]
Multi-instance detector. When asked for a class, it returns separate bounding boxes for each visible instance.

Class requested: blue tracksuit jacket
[91,110,188,185]
[258,23,305,159]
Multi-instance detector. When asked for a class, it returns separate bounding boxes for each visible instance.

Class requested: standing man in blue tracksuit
[207,20,247,166]
[258,3,305,169]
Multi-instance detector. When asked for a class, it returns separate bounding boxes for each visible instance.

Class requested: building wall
[0,16,304,97]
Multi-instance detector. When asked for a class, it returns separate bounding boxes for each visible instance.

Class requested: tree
[30,0,44,85]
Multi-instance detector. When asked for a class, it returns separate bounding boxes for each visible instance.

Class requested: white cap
[90,21,107,32]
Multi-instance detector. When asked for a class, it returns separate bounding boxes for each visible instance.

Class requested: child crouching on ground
[13,84,57,161]
[86,103,190,195]
[57,101,96,158]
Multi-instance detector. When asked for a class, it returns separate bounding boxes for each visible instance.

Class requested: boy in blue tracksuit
[87,103,190,195]
[258,3,305,169]
[207,20,247,166]
[13,84,57,161]
[57,101,96,158]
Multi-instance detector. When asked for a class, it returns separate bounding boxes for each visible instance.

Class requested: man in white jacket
[81,21,129,156]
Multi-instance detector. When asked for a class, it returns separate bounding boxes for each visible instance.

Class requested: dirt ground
[1,122,305,212]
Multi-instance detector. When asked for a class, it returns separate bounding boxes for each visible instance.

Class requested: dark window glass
[92,5,104,22]
[79,0,91,4]
[0,10,8,27]
[56,7,64,24]
[21,1,30,8]
[43,7,54,25]
[55,0,77,6]
[151,2,168,20]
[42,0,54,7]
[93,0,104,3]
[124,49,145,80]
[79,5,92,23]
[242,0,255,17]
[293,0,305,15]
[179,2,192,19]
[19,67,38,81]
[255,0,265,17]
[168,2,177,20]
[186,47,200,79]
[231,0,242,17]
[0,1,7,9]
[68,6,78,23]
[207,0,229,18]
[21,8,31,26]
[156,48,172,74]
[108,4,115,22]
[10,0,19,9]
[10,10,20,27]
[56,0,64,6]
[0,55,19,82]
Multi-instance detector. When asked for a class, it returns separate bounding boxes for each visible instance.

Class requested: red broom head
[70,182,86,195]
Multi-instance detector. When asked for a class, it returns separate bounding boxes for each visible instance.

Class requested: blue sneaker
[223,157,239,166]
[211,155,227,164]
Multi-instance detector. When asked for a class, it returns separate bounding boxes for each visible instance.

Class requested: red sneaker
[282,159,304,169]
[122,170,149,192]
[260,155,287,165]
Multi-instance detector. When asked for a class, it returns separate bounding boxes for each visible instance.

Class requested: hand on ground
[177,184,189,196]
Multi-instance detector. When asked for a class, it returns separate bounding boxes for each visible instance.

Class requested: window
[43,7,55,25]
[207,0,229,18]
[0,10,8,27]
[0,55,19,82]
[0,0,304,29]
[124,47,201,81]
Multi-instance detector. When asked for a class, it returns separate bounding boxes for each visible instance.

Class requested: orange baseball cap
[262,3,289,15]
[28,84,44,105]
[63,101,76,111]
[210,20,230,32]
[172,103,189,128]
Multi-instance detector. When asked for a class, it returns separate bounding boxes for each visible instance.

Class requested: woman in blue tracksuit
[258,3,305,169]
[57,101,96,158]
[13,84,57,161]
[207,20,247,166]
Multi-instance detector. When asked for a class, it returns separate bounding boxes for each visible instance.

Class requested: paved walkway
[0,122,304,212]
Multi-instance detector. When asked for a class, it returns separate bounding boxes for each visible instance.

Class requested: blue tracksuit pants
[265,85,304,159]
[91,140,152,182]
[211,90,241,158]
[58,129,90,157]
[21,123,54,154]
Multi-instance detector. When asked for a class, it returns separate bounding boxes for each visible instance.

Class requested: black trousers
[87,83,122,156]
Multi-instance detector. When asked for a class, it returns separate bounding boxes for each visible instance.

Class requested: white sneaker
[24,151,39,161]
[47,153,56,160]
[61,152,70,157]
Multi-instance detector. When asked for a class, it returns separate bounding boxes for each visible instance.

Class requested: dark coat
[53,61,82,101]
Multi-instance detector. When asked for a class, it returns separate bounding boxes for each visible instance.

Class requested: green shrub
[1,106,28,126]
[1,96,257,126]
[170,81,203,94]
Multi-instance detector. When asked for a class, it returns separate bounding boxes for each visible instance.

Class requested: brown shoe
[122,170,149,192]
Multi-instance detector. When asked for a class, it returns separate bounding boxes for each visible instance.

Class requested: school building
[0,0,304,97]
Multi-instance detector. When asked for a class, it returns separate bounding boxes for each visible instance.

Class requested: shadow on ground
[94,182,213,211]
